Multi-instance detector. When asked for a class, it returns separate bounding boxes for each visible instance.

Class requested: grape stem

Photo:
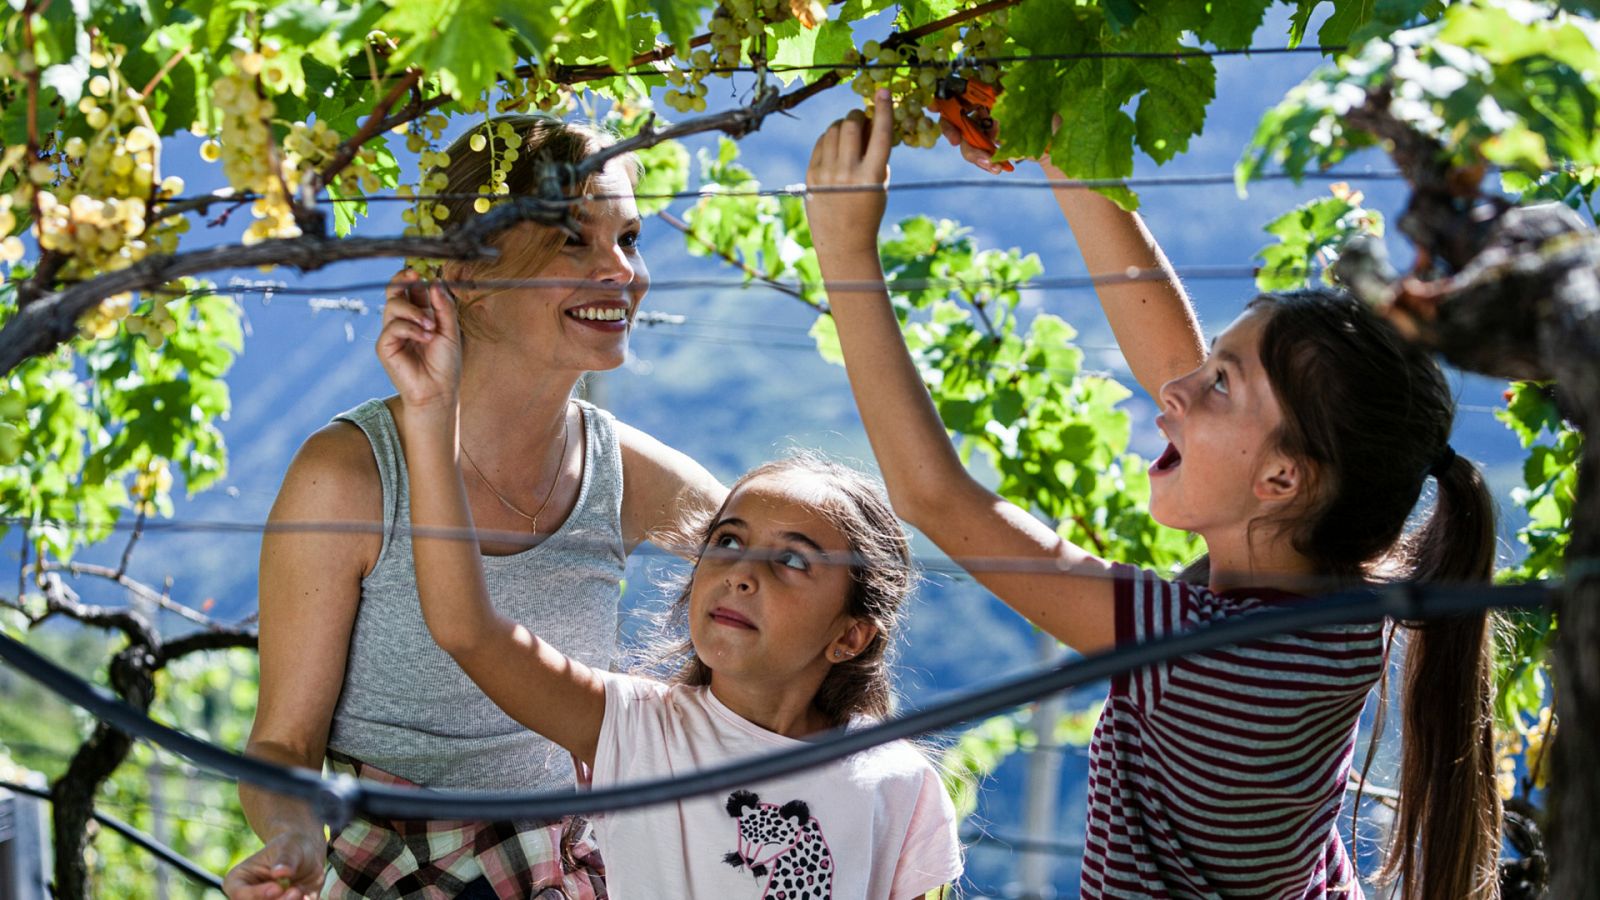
[316,68,423,193]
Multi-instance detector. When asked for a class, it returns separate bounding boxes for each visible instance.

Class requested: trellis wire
[3,516,1558,588]
[0,778,225,893]
[154,169,1408,210]
[640,44,1350,77]
[160,265,1261,299]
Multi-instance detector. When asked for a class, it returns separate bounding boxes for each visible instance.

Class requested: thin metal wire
[613,44,1351,77]
[0,778,225,893]
[4,510,1572,596]
[153,169,1407,210]
[175,265,1260,299]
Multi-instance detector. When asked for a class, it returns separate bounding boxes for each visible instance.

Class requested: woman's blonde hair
[431,115,640,340]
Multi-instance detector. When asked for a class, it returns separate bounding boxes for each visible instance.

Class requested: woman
[223,116,726,900]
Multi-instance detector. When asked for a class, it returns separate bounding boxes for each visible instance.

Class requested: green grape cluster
[465,119,520,213]
[397,111,455,272]
[848,36,951,149]
[0,192,24,265]
[282,118,383,204]
[664,0,799,114]
[207,52,299,244]
[23,45,191,313]
[958,13,1008,84]
[77,291,134,340]
[846,13,1009,149]
[128,459,174,515]
[124,294,179,347]
[496,74,572,115]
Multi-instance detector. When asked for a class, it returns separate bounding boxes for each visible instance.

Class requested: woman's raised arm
[379,279,609,766]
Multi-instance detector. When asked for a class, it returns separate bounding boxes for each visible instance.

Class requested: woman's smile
[564,301,632,332]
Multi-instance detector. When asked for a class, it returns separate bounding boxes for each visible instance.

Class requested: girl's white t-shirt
[589,673,963,900]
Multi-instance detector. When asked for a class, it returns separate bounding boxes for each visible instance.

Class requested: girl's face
[472,165,649,372]
[1148,307,1302,537]
[688,473,873,690]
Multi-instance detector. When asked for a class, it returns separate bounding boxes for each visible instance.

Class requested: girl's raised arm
[941,118,1204,397]
[806,93,1118,655]
[376,274,607,765]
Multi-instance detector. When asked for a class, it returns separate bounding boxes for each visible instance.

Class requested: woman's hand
[806,89,894,256]
[377,269,462,416]
[222,830,326,900]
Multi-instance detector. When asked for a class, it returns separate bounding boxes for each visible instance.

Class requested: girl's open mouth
[1152,442,1183,474]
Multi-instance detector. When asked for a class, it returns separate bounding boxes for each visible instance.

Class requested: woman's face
[1147,306,1300,537]
[472,164,649,373]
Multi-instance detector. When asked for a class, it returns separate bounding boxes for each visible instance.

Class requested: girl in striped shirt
[806,92,1500,900]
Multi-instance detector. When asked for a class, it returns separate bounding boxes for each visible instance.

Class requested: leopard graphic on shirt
[722,790,835,899]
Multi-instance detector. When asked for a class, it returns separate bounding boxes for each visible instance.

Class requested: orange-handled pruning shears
[932,75,1014,172]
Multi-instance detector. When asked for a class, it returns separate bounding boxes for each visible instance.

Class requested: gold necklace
[460,406,572,534]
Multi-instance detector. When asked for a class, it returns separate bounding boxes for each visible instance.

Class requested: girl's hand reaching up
[377,269,462,417]
[806,89,894,256]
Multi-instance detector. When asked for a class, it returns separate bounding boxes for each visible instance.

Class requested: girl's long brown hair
[1252,289,1500,900]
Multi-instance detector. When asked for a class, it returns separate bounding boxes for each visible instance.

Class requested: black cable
[0,582,1550,828]
[961,827,1084,857]
[0,778,225,894]
[0,634,342,817]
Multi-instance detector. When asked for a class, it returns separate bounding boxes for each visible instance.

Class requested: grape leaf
[1050,87,1138,209]
[1132,50,1214,163]
[650,0,711,53]
[1198,0,1273,48]
[1287,0,1322,46]
[380,0,517,99]
[770,18,854,86]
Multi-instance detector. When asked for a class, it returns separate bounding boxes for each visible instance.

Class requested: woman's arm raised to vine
[378,280,607,766]
[807,94,1117,655]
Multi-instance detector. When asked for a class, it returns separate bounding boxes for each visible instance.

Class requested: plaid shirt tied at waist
[322,751,607,900]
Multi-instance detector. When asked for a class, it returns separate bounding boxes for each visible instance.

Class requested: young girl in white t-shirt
[375,281,962,900]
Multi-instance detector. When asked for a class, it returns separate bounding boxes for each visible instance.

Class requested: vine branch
[13,0,1032,371]
[316,68,424,191]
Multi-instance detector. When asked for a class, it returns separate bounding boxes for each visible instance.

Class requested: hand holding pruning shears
[932,74,1014,174]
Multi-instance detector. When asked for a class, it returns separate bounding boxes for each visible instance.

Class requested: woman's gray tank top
[326,398,624,790]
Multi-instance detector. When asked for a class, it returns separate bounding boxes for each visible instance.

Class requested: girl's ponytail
[1382,453,1501,900]
[1249,291,1503,899]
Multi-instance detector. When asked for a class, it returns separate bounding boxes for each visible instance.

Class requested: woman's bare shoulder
[613,420,726,550]
[274,419,382,519]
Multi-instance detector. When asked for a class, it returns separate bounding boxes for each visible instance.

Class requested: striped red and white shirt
[1079,565,1386,899]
